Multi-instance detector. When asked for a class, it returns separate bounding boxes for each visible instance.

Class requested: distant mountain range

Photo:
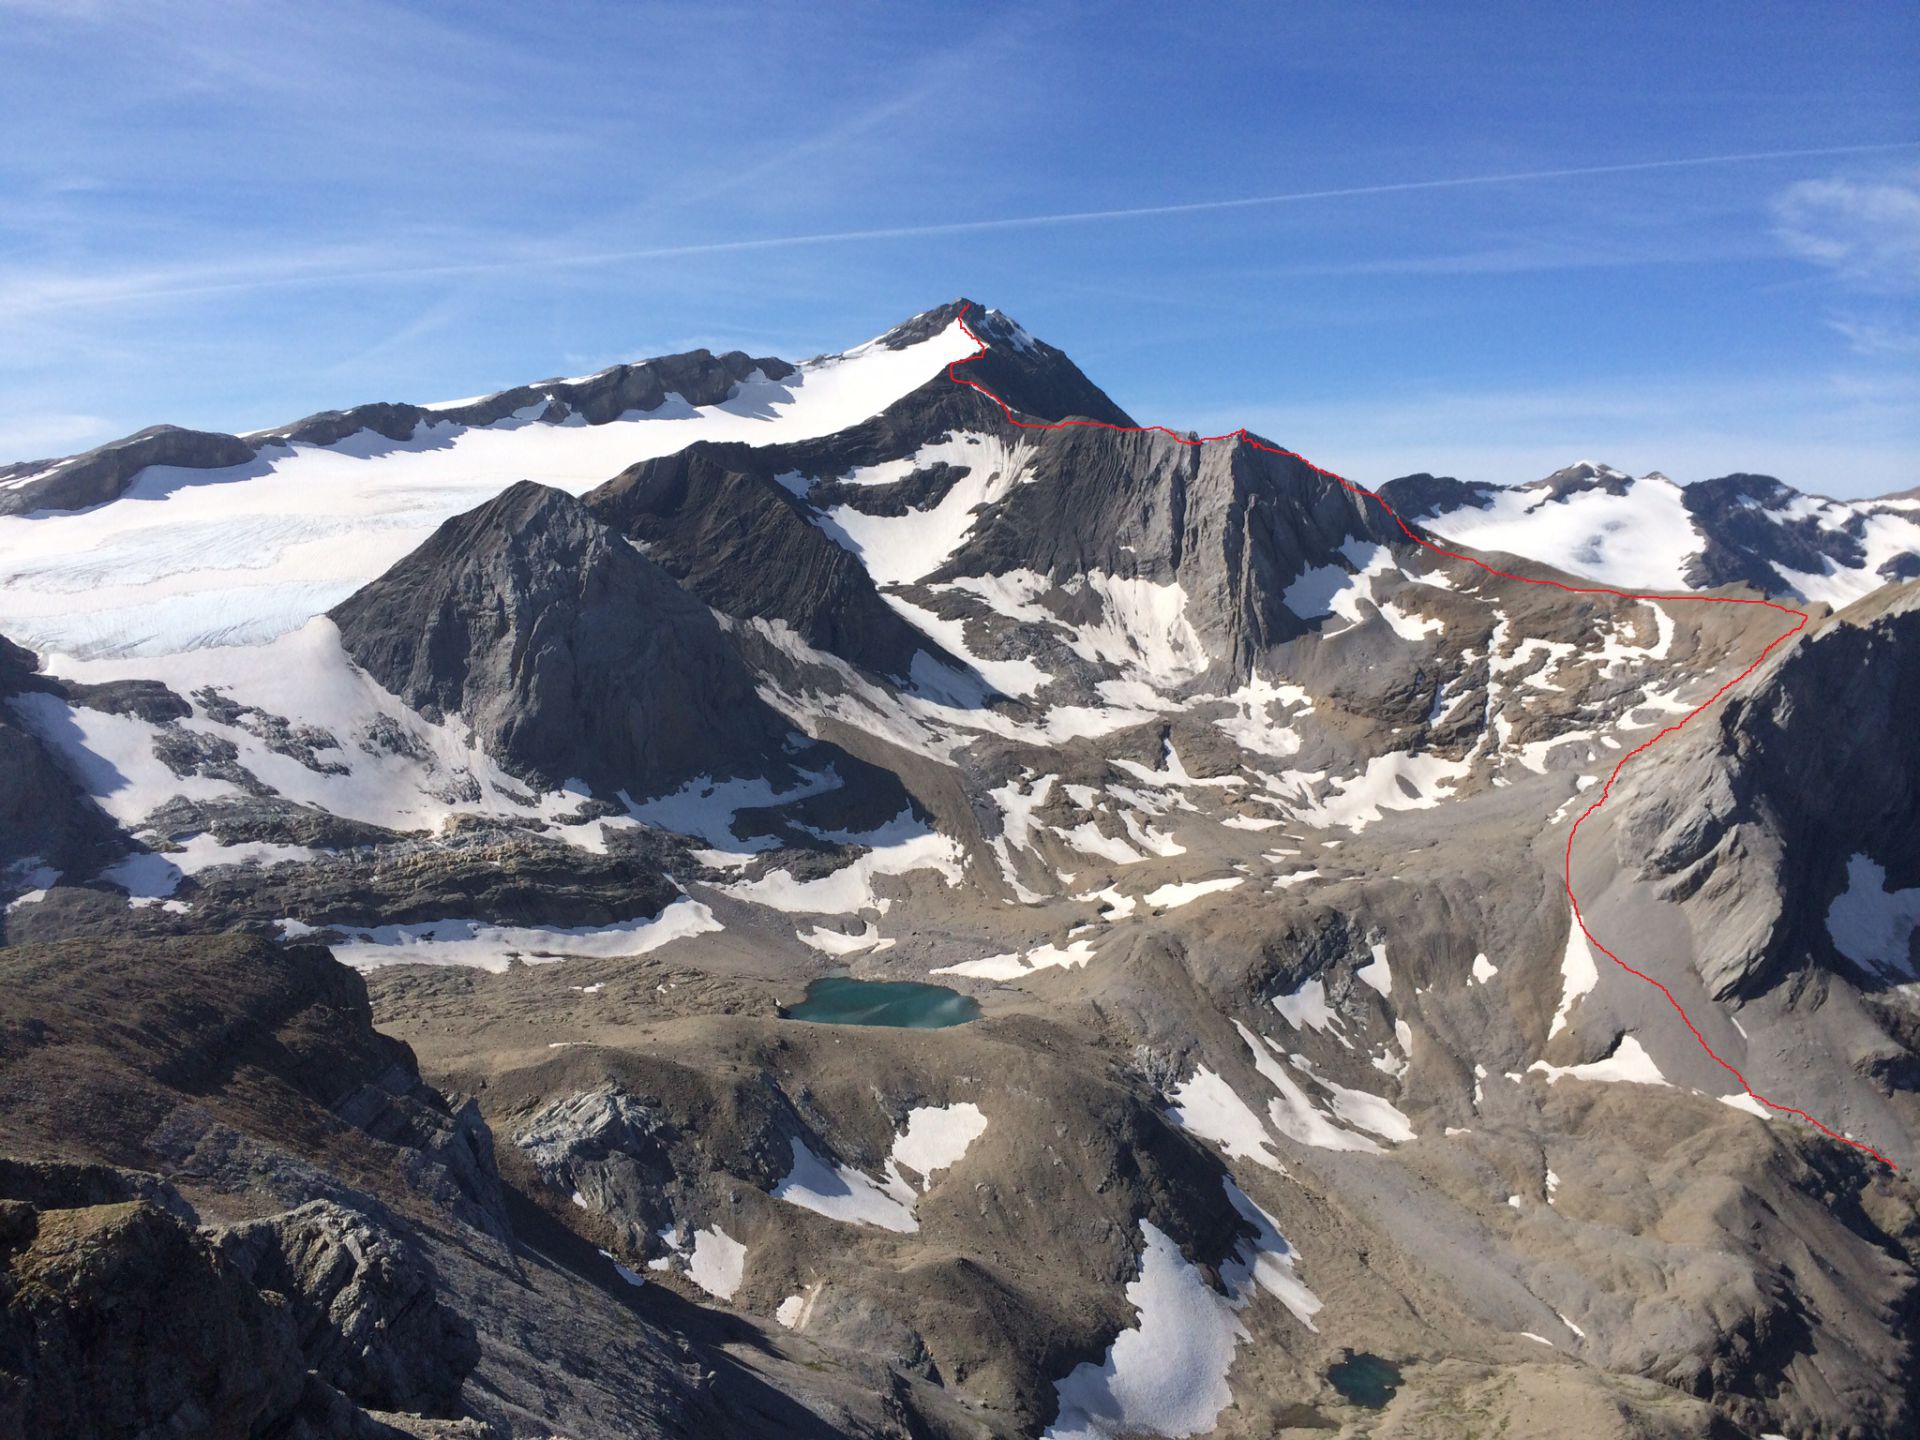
[1380,460,1920,606]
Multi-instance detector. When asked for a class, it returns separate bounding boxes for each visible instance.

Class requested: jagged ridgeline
[2,300,1916,1439]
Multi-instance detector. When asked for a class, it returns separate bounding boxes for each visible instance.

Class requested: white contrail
[7,140,1916,313]
[553,140,1920,264]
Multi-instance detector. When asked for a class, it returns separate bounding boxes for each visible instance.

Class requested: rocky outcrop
[1681,472,1869,593]
[256,347,795,449]
[0,934,509,1234]
[1375,470,1499,521]
[0,1196,309,1439]
[0,1181,486,1440]
[0,636,127,895]
[329,480,796,799]
[216,1200,478,1415]
[0,425,258,517]
[590,443,944,679]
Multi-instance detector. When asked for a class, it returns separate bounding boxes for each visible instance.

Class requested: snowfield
[0,318,979,660]
[1412,467,1702,590]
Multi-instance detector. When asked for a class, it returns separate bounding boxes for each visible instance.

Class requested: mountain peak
[327,480,795,798]
[1522,459,1639,501]
[874,298,981,351]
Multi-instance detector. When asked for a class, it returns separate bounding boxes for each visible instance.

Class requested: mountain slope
[0,348,796,520]
[1613,579,1920,1005]
[589,441,946,682]
[329,480,795,799]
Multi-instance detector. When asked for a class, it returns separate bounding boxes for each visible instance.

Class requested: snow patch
[726,816,961,916]
[932,938,1094,981]
[1042,1223,1244,1440]
[686,1227,747,1300]
[1235,1021,1381,1154]
[1168,1067,1284,1173]
[1356,941,1393,997]
[1529,1034,1669,1087]
[313,895,722,972]
[1826,852,1920,980]
[1142,876,1243,910]
[772,1136,918,1232]
[1547,914,1600,1040]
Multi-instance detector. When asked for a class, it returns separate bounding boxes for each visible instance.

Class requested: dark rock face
[1621,583,1920,998]
[1519,460,1637,502]
[1375,471,1500,521]
[936,428,1411,672]
[0,1186,486,1440]
[255,349,796,450]
[590,443,941,679]
[877,299,1134,426]
[0,425,258,517]
[216,1200,479,1415]
[1681,473,1868,593]
[330,480,794,798]
[0,1197,309,1440]
[538,347,795,424]
[263,400,437,449]
[55,677,192,724]
[185,827,683,934]
[0,637,127,892]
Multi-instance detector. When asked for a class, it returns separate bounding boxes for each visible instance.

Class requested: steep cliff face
[932,428,1411,675]
[590,443,941,680]
[330,480,797,799]
[1618,581,1920,1000]
[0,637,127,895]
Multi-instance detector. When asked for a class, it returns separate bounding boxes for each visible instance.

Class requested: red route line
[946,303,1896,1172]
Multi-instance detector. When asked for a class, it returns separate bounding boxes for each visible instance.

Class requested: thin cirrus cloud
[6,141,1918,320]
[1773,168,1920,291]
[1773,166,1920,358]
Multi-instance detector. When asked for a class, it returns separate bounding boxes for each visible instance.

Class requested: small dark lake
[780,976,980,1029]
[1326,1352,1402,1409]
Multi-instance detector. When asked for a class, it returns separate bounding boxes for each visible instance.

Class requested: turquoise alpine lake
[780,976,980,1029]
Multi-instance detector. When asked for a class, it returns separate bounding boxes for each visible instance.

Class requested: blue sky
[3,0,1916,494]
